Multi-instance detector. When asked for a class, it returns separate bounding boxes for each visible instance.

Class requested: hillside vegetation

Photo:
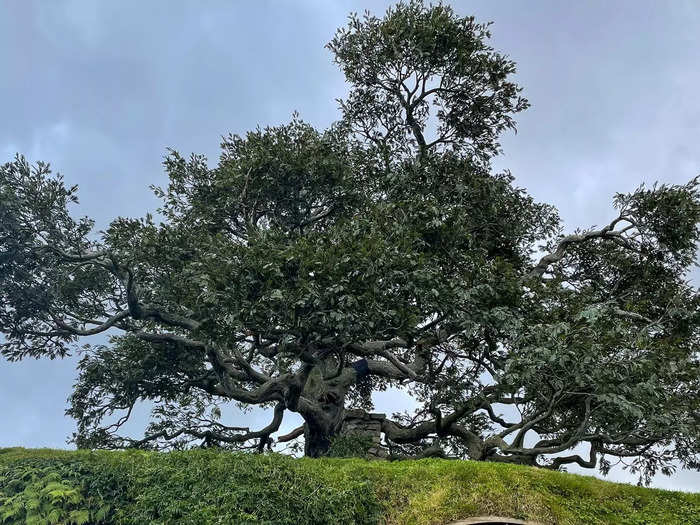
[0,448,698,524]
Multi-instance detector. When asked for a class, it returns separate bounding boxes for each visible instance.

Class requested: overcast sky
[1,1,698,491]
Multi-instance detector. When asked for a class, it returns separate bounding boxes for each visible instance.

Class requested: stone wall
[341,409,388,458]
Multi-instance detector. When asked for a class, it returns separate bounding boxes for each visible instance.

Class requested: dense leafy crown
[1,1,698,484]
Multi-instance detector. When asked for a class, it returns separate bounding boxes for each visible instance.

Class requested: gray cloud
[1,0,698,491]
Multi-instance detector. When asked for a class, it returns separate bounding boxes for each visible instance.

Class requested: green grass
[1,447,698,524]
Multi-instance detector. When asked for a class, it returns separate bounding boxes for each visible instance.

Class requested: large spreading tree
[1,2,698,482]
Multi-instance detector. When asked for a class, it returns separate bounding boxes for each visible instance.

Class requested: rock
[340,411,388,458]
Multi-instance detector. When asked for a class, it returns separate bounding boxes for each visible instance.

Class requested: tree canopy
[1,1,698,483]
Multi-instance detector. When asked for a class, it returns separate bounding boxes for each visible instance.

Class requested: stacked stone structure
[340,410,388,458]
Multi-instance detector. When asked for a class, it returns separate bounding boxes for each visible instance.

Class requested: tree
[1,1,698,482]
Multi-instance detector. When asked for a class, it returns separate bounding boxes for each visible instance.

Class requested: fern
[68,509,90,525]
[94,504,111,522]
[46,508,62,525]
[43,482,81,505]
[0,465,91,525]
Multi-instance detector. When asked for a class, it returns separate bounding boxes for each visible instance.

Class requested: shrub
[0,458,114,524]
[327,433,375,458]
[1,448,698,524]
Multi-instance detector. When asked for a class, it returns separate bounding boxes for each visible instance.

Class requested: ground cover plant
[1,0,698,487]
[1,448,699,525]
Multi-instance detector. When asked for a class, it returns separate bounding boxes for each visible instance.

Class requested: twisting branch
[478,401,518,430]
[53,310,129,336]
[37,241,110,264]
[226,345,271,384]
[128,402,286,449]
[501,397,594,457]
[548,440,599,470]
[135,331,207,350]
[276,425,305,443]
[523,216,634,281]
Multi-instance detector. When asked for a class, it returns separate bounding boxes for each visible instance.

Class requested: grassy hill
[0,448,698,524]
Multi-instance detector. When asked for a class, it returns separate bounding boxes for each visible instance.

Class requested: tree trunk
[303,421,338,457]
[299,361,348,457]
[300,394,347,457]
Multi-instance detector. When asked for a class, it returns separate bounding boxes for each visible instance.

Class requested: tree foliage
[1,1,699,483]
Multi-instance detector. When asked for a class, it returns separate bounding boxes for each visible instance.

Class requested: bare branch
[53,310,129,336]
[523,216,633,281]
[129,402,286,448]
[276,425,305,443]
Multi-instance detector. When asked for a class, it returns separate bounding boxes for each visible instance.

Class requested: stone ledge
[344,409,386,420]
